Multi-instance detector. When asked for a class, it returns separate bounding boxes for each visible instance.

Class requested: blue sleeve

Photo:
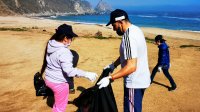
[158,43,170,67]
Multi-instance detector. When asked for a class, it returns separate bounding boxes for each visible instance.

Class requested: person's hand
[84,72,98,82]
[158,66,162,72]
[97,76,112,89]
[104,63,115,73]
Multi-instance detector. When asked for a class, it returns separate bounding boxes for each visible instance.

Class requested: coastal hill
[0,0,112,16]
[94,0,112,14]
[0,0,16,16]
[0,0,93,16]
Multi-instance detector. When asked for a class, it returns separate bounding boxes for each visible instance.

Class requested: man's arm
[111,58,137,80]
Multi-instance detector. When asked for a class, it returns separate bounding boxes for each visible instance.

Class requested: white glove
[158,66,162,72]
[84,72,98,82]
[97,76,112,89]
[104,63,115,73]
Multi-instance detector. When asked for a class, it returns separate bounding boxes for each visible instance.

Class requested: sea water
[47,11,200,32]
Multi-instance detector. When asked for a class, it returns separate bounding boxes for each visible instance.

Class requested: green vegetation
[145,37,155,43]
[180,45,200,48]
[0,27,28,31]
[80,33,156,40]
[94,36,108,39]
[94,31,109,39]
[32,26,39,29]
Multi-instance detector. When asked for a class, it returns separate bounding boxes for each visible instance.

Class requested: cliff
[94,0,112,14]
[0,0,93,16]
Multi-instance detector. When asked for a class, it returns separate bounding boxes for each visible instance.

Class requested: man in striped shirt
[97,9,151,112]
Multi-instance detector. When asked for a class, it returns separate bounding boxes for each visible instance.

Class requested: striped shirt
[120,25,151,88]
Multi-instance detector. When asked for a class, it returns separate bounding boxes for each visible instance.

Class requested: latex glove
[97,76,112,89]
[84,72,98,82]
[158,66,162,72]
[104,63,115,73]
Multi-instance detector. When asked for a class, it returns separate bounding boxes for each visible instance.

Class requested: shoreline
[43,16,200,33]
[39,13,200,32]
[0,16,200,40]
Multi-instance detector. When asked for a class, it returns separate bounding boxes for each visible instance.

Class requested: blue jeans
[151,64,176,87]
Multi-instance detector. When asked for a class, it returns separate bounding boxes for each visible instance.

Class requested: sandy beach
[0,16,200,112]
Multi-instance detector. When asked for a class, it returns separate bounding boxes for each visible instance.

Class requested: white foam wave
[163,16,200,21]
[58,20,104,26]
[50,16,57,18]
[137,15,158,18]
[180,30,200,33]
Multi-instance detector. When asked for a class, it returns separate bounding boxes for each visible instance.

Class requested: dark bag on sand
[73,69,118,112]
[34,72,53,96]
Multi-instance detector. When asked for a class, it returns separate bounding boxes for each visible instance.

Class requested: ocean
[47,11,200,32]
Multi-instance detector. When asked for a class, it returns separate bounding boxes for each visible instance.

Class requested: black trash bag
[34,72,53,96]
[73,69,118,112]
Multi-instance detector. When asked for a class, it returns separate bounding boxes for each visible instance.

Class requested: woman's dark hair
[54,29,67,41]
[155,35,166,43]
[160,39,166,43]
[40,32,66,75]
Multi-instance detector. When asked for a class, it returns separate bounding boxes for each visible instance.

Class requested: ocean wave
[163,16,200,21]
[57,20,105,26]
[136,15,158,18]
[180,30,200,33]
[49,16,57,18]
[45,13,200,32]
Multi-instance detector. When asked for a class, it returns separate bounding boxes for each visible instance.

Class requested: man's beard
[116,27,124,36]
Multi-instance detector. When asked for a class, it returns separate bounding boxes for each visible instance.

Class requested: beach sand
[0,16,200,112]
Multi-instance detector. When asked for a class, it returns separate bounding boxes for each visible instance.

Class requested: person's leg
[69,50,79,93]
[124,87,145,112]
[162,69,177,90]
[45,80,69,112]
[124,87,134,112]
[151,64,159,83]
[71,50,79,67]
[134,89,145,112]
[68,77,74,93]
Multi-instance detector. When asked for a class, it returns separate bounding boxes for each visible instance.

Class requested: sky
[87,0,200,12]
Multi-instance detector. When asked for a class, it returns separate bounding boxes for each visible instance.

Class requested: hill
[0,0,93,16]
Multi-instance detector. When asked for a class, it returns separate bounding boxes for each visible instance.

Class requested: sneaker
[168,86,177,91]
[69,89,75,94]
